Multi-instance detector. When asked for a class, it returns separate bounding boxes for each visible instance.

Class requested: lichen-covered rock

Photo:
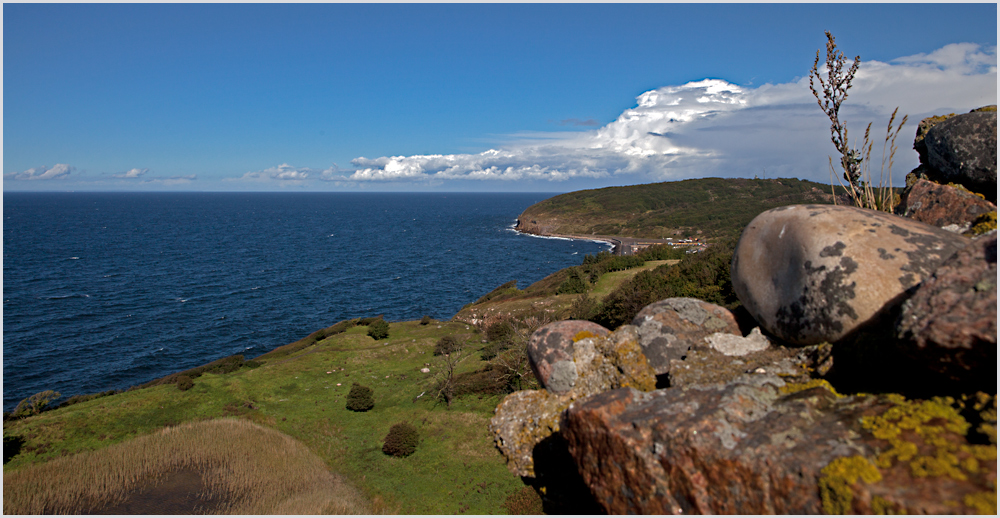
[631,298,741,375]
[668,340,832,389]
[560,379,997,514]
[913,112,957,164]
[924,110,998,202]
[526,320,610,393]
[896,179,996,233]
[491,324,656,477]
[704,326,772,356]
[731,204,970,345]
[894,232,997,392]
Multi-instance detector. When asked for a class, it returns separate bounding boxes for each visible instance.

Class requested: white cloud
[113,167,149,178]
[341,43,996,186]
[4,164,75,180]
[232,163,339,182]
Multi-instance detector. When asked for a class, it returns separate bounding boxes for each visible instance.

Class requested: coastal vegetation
[516,177,839,240]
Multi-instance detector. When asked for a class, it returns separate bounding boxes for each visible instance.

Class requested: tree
[367,319,389,340]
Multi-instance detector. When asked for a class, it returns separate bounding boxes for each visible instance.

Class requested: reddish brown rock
[631,298,741,375]
[896,179,996,232]
[526,320,611,393]
[561,379,996,514]
[895,233,997,391]
[731,204,970,345]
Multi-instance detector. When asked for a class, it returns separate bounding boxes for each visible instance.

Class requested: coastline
[512,219,683,256]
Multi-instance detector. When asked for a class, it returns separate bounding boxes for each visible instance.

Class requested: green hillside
[516,177,839,240]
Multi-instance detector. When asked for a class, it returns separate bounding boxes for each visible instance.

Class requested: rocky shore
[490,106,997,513]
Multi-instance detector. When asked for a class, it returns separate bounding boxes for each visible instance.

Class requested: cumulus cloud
[4,164,75,180]
[343,43,996,186]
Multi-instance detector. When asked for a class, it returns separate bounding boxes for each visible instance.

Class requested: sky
[3,3,997,193]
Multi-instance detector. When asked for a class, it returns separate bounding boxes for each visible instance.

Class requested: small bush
[420,315,433,325]
[434,335,462,356]
[480,341,507,361]
[176,375,194,391]
[358,315,385,326]
[485,320,515,343]
[382,422,419,457]
[367,319,390,340]
[12,390,61,418]
[346,383,374,412]
[556,267,589,294]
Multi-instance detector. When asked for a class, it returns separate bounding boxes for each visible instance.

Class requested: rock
[561,379,996,514]
[491,323,656,477]
[631,298,741,375]
[731,204,970,345]
[924,110,997,201]
[894,232,997,392]
[896,179,996,233]
[667,340,833,389]
[705,326,771,356]
[913,112,957,164]
[526,320,610,393]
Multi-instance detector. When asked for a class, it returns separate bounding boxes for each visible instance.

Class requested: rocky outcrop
[896,179,996,233]
[631,298,741,375]
[894,232,997,392]
[924,110,998,202]
[907,106,997,202]
[561,380,996,514]
[731,204,970,345]
[491,322,655,478]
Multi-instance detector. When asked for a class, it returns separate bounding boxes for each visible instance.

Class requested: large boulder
[491,323,655,478]
[561,379,997,514]
[731,204,970,345]
[924,110,997,202]
[896,179,996,234]
[631,298,741,375]
[894,233,997,392]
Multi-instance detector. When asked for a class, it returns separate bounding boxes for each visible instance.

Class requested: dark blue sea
[3,192,607,412]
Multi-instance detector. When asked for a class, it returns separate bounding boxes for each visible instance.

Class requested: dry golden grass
[3,418,371,515]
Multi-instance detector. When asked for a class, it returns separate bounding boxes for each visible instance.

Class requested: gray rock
[631,298,741,375]
[705,327,771,356]
[731,204,970,345]
[925,110,997,202]
[526,320,609,393]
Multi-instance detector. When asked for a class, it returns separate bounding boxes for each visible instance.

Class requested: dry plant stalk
[810,31,906,212]
[2,418,372,515]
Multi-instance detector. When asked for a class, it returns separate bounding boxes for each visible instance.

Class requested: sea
[2,192,608,412]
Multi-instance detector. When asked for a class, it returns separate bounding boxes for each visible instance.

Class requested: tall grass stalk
[811,31,907,212]
[3,418,372,515]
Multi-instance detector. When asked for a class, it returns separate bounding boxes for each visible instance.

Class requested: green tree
[346,383,375,412]
[12,390,61,418]
[367,319,389,340]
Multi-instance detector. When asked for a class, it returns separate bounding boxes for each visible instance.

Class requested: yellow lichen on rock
[779,378,844,398]
[819,455,883,514]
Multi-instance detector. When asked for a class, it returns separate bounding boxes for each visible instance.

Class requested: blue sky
[3,3,997,192]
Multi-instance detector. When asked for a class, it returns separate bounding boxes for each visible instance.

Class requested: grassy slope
[3,321,520,514]
[517,177,837,240]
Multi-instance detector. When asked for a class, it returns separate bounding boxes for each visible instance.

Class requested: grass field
[3,257,673,514]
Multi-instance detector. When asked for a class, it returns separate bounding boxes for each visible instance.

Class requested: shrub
[367,319,390,340]
[346,383,374,412]
[568,294,600,321]
[485,320,515,343]
[382,422,419,457]
[358,315,384,326]
[434,335,462,356]
[12,390,61,418]
[556,267,589,295]
[420,315,433,325]
[176,375,194,391]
